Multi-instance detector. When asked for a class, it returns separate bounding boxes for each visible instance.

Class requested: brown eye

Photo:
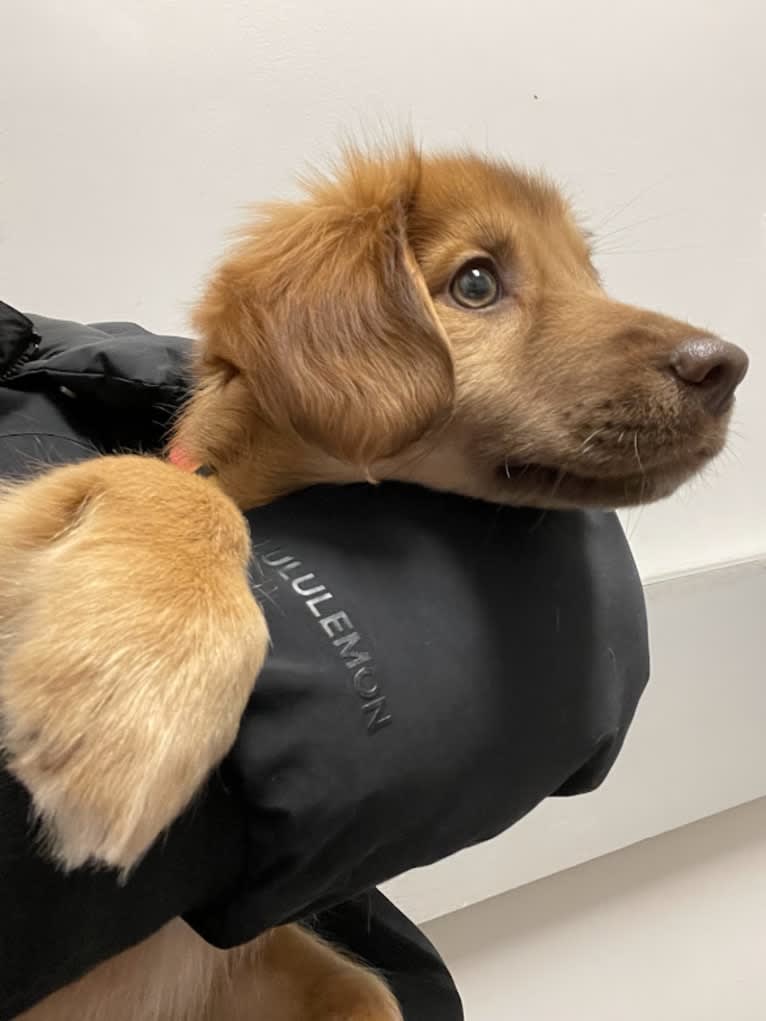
[449,260,501,309]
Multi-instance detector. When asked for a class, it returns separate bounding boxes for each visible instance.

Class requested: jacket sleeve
[0,306,648,1019]
[186,482,649,946]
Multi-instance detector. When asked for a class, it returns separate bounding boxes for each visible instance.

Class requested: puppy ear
[190,149,454,466]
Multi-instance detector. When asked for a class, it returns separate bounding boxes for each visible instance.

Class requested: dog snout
[668,336,748,415]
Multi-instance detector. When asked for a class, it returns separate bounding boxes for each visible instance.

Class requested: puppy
[3,146,747,1020]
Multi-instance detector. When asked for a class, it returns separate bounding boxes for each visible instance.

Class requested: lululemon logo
[251,543,392,735]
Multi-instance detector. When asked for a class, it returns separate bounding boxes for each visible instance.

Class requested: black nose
[669,337,748,415]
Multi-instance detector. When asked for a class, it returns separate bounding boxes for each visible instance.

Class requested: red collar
[167,446,215,478]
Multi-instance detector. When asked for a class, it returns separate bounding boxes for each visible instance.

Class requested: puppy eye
[449,259,501,309]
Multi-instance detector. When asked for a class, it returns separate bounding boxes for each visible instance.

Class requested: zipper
[0,332,41,383]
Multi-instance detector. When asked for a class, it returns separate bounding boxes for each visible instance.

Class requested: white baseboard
[384,557,766,924]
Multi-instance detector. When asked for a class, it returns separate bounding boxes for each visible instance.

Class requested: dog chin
[488,460,704,511]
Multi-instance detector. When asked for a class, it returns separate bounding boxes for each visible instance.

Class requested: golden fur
[3,146,746,1020]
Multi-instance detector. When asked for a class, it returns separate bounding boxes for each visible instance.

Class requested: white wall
[424,797,766,1021]
[1,0,763,579]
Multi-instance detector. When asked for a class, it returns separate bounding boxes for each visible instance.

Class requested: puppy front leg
[0,456,267,873]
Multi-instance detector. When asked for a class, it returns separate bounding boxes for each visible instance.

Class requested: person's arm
[0,306,648,1019]
[190,481,648,945]
[0,482,647,1019]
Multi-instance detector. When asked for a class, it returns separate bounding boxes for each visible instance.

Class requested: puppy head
[396,153,748,508]
[186,147,747,509]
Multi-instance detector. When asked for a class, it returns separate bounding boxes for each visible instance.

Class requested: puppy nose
[669,337,748,415]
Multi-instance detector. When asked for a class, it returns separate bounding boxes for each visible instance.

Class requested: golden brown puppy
[4,146,747,1020]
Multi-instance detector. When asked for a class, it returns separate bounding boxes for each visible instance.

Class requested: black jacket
[0,302,650,1019]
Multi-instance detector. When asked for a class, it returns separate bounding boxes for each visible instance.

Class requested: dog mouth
[493,454,707,508]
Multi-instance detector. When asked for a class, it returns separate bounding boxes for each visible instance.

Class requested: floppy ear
[186,150,454,467]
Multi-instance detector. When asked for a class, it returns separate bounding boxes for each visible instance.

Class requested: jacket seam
[7,368,188,391]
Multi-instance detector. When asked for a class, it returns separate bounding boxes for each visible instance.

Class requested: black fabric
[191,483,646,947]
[0,304,650,1020]
[0,302,39,381]
[0,773,247,1020]
[310,891,464,1020]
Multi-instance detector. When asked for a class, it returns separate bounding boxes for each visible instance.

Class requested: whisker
[547,468,567,501]
[580,428,603,449]
[529,508,551,533]
[633,431,645,474]
[623,503,646,542]
[579,427,605,459]
[632,431,648,504]
[251,581,285,617]
[594,245,702,257]
[590,175,674,233]
[591,212,672,248]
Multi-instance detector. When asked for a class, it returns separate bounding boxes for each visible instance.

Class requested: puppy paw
[0,456,267,872]
[1,593,265,872]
